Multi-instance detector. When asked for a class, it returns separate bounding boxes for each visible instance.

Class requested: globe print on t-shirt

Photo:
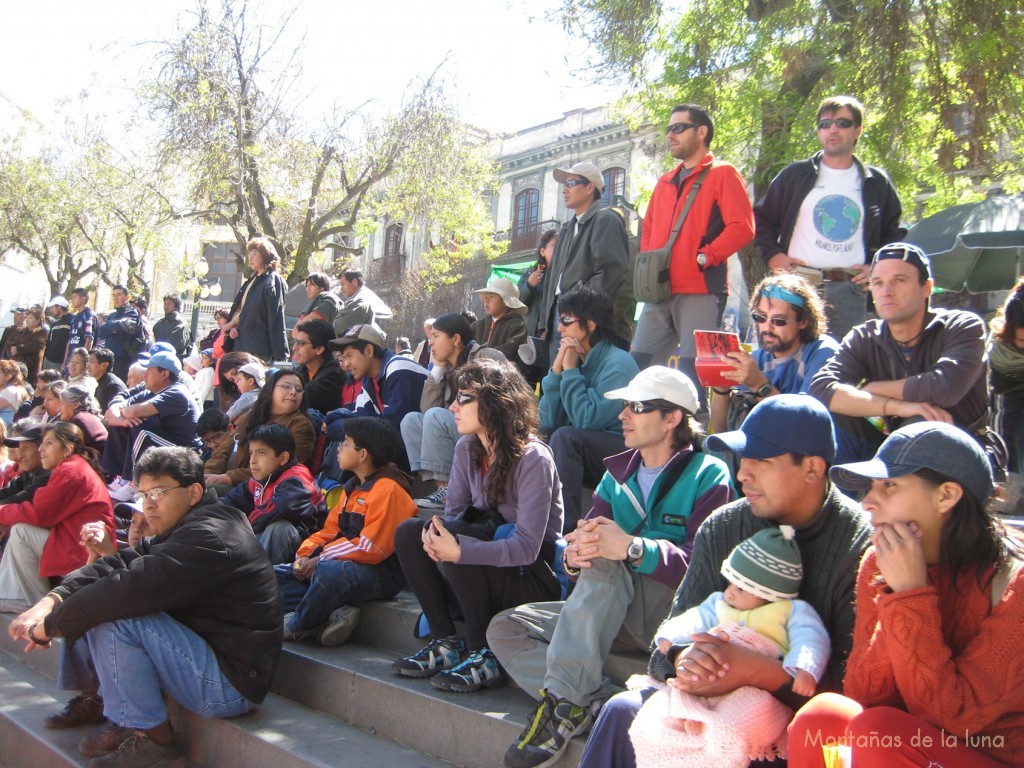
[813,194,861,242]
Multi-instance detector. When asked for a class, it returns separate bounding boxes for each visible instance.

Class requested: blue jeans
[275,555,406,633]
[258,520,302,565]
[86,613,253,729]
[400,407,459,481]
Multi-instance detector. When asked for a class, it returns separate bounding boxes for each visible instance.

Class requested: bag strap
[624,448,700,537]
[660,165,712,253]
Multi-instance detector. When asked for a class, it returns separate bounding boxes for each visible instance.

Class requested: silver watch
[626,537,645,565]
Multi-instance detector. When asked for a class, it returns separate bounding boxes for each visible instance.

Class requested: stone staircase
[0,590,648,768]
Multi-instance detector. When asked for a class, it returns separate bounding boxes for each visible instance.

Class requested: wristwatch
[626,537,645,565]
[696,253,708,271]
[755,381,773,398]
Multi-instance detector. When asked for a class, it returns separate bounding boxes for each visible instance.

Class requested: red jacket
[0,454,114,578]
[641,152,754,296]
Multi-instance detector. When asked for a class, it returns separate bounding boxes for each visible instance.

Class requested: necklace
[890,327,925,347]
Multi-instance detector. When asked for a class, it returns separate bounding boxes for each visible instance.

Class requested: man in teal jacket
[490,366,735,768]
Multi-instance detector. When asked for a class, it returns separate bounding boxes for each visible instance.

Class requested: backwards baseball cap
[328,323,386,351]
[11,306,27,314]
[706,394,837,462]
[830,421,994,507]
[721,525,803,602]
[143,350,182,375]
[871,242,932,280]
[4,422,45,446]
[47,296,69,309]
[603,366,700,414]
[552,162,605,193]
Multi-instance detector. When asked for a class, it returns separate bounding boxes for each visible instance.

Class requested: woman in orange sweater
[788,422,1024,768]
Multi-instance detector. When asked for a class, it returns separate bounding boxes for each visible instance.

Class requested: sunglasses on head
[750,312,793,327]
[454,391,478,406]
[622,400,665,414]
[562,179,590,189]
[817,117,856,130]
[666,122,697,135]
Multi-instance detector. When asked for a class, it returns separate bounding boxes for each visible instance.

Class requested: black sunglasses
[622,400,665,414]
[454,392,479,406]
[666,122,697,135]
[562,179,591,189]
[817,117,856,130]
[750,312,793,328]
[558,316,580,327]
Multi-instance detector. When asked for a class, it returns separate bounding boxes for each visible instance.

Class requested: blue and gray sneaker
[431,647,506,693]
[504,689,593,768]
[392,636,466,678]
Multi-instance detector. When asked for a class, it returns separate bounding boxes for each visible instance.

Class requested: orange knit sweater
[844,548,1024,767]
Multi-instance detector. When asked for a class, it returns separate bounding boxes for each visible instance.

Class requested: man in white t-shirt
[754,95,905,340]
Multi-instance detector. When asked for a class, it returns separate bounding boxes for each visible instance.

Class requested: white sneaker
[415,485,448,510]
[108,481,139,502]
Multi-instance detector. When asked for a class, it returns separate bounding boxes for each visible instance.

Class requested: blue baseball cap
[149,342,176,356]
[871,242,932,280]
[144,350,182,375]
[705,394,837,462]
[830,422,993,507]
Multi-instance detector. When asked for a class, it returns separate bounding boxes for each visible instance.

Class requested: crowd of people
[1,94,1023,768]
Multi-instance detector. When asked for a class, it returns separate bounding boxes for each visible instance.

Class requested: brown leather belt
[820,268,853,282]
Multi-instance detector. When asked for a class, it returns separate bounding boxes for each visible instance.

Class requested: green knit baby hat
[720,525,802,602]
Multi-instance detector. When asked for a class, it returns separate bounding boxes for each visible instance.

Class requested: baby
[655,525,829,732]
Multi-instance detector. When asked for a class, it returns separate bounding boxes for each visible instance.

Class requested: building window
[384,224,403,258]
[602,167,626,206]
[512,188,540,251]
[201,242,244,300]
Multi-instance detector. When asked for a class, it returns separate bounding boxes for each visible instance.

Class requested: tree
[553,0,1024,284]
[144,0,499,286]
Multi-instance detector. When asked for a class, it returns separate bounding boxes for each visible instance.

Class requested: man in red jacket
[631,104,755,408]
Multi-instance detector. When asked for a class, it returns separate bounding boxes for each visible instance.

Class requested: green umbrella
[905,195,1023,293]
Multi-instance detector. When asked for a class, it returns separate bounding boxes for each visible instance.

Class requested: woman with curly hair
[8,307,48,386]
[392,358,564,693]
[221,237,289,364]
[0,359,30,427]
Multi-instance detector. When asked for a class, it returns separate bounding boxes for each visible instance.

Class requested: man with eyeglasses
[538,161,635,358]
[489,366,733,768]
[9,446,282,766]
[631,104,754,402]
[709,272,839,435]
[810,242,988,464]
[754,95,905,340]
[291,318,346,413]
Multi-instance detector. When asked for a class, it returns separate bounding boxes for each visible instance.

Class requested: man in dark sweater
[8,446,282,767]
[574,394,872,768]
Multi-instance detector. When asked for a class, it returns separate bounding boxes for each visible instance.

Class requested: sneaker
[108,480,138,503]
[45,694,106,729]
[282,612,318,642]
[392,636,466,678]
[504,690,593,768]
[86,730,185,768]
[415,485,447,510]
[431,647,506,693]
[319,605,361,647]
[79,724,130,757]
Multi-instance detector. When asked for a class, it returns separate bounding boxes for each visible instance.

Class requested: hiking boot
[504,690,593,768]
[319,605,361,647]
[431,647,506,693]
[87,730,186,768]
[392,636,466,678]
[79,724,131,757]
[45,694,106,729]
[414,485,447,510]
[282,611,318,642]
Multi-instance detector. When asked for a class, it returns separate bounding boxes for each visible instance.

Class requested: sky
[0,0,625,136]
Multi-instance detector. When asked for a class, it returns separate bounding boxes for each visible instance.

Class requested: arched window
[512,188,540,251]
[601,167,626,206]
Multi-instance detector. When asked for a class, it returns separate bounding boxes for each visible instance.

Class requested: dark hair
[341,268,364,286]
[162,294,182,311]
[70,287,89,300]
[23,307,43,324]
[991,278,1024,346]
[453,359,538,507]
[395,336,412,352]
[557,285,619,347]
[306,272,331,291]
[432,312,475,351]
[45,422,103,477]
[248,422,295,458]
[817,95,864,127]
[461,310,478,326]
[295,318,335,354]
[42,380,68,401]
[132,297,149,313]
[538,229,558,251]
[246,237,280,271]
[670,103,715,146]
[750,272,828,343]
[36,369,62,385]
[89,347,115,370]
[217,351,260,400]
[134,445,205,488]
[342,416,403,468]
[241,368,307,444]
[196,409,230,435]
[113,284,129,295]
[214,308,231,322]
[69,347,89,367]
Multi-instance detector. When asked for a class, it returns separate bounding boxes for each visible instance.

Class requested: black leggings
[394,517,560,650]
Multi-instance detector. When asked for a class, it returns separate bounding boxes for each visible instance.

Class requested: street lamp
[188,259,223,340]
